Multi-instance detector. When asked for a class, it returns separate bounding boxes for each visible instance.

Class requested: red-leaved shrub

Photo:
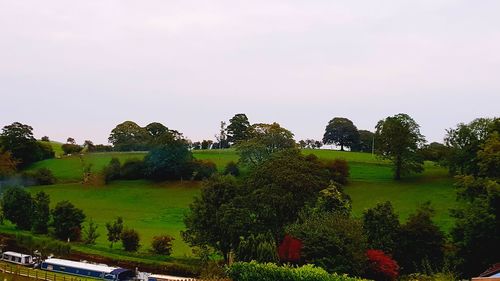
[278,235,302,263]
[365,249,399,281]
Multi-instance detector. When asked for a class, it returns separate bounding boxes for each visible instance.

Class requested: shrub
[61,143,83,155]
[324,159,350,185]
[223,161,240,176]
[24,168,56,185]
[365,249,399,281]
[120,158,145,180]
[278,234,302,263]
[36,141,55,160]
[103,158,121,184]
[52,201,86,241]
[228,261,367,281]
[192,160,217,180]
[151,234,175,255]
[16,234,71,257]
[236,233,278,263]
[121,228,140,252]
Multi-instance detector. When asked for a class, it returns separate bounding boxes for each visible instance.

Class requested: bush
[228,261,367,281]
[36,141,55,160]
[192,160,217,180]
[278,234,302,263]
[121,228,140,252]
[323,159,350,185]
[2,186,33,230]
[61,143,83,155]
[103,158,121,184]
[365,249,399,281]
[236,233,278,263]
[25,168,56,185]
[120,158,145,180]
[16,234,71,257]
[52,201,86,241]
[223,161,240,176]
[151,234,174,255]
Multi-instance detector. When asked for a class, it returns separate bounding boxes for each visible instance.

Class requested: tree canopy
[227,113,251,144]
[375,113,425,180]
[323,117,359,151]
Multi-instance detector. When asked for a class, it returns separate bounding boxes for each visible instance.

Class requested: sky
[1,0,499,144]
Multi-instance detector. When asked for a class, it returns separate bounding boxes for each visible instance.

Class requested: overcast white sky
[1,1,499,144]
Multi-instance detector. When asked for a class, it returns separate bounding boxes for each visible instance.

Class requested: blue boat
[41,258,134,280]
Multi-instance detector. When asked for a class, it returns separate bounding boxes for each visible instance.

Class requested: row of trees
[108,121,183,151]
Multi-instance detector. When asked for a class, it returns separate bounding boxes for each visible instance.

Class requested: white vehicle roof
[44,258,117,273]
[2,251,31,258]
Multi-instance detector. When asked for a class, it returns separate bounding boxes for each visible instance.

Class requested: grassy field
[17,148,456,259]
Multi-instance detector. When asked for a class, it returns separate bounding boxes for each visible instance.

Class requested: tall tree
[0,122,41,167]
[363,201,400,254]
[351,130,374,153]
[323,117,360,151]
[214,121,229,149]
[52,201,86,241]
[375,113,425,180]
[108,121,150,151]
[235,122,296,166]
[1,186,33,230]
[106,217,124,248]
[227,114,251,144]
[32,191,50,234]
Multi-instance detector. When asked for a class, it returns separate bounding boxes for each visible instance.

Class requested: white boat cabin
[1,251,35,265]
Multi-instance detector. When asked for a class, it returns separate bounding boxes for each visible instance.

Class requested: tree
[418,142,449,162]
[227,114,251,144]
[52,201,86,241]
[83,140,95,152]
[145,122,169,139]
[214,121,229,149]
[66,137,76,144]
[323,159,350,185]
[362,201,400,254]
[182,175,245,262]
[287,212,368,276]
[32,191,50,234]
[151,235,175,255]
[394,202,445,274]
[375,113,426,180]
[450,176,499,278]
[121,228,140,252]
[61,143,83,155]
[144,142,193,180]
[0,151,17,178]
[105,217,124,248]
[477,132,500,178]
[201,140,213,150]
[108,121,150,151]
[83,218,100,245]
[323,117,360,151]
[1,186,33,230]
[41,136,50,142]
[352,130,374,153]
[0,122,42,167]
[235,122,296,166]
[444,117,498,175]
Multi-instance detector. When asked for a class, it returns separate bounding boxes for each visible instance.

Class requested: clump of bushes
[61,143,83,155]
[120,158,145,180]
[22,168,56,185]
[223,161,240,176]
[227,261,367,281]
[16,233,71,257]
[121,228,140,252]
[192,160,217,180]
[323,159,350,185]
[151,234,175,255]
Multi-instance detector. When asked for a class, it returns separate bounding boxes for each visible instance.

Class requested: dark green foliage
[227,113,251,144]
[228,261,365,281]
[151,234,175,255]
[52,200,86,241]
[418,142,449,162]
[120,158,145,180]
[103,157,121,184]
[477,132,500,178]
[236,122,296,166]
[444,117,498,176]
[1,186,33,230]
[121,228,140,252]
[236,233,278,263]
[23,168,56,185]
[394,203,445,274]
[61,143,83,155]
[105,217,124,248]
[144,142,193,180]
[109,121,150,151]
[83,218,100,245]
[182,175,244,261]
[375,113,426,180]
[352,130,374,153]
[287,212,368,276]
[362,201,400,254]
[323,117,360,151]
[201,140,213,149]
[192,159,217,180]
[0,122,47,167]
[36,141,55,159]
[323,158,350,185]
[32,191,50,234]
[41,136,50,142]
[16,234,71,258]
[223,161,240,176]
[246,150,330,235]
[450,177,499,278]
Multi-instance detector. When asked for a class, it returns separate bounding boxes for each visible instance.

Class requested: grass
[15,148,457,260]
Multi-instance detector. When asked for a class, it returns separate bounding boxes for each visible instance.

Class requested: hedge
[227,261,369,281]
